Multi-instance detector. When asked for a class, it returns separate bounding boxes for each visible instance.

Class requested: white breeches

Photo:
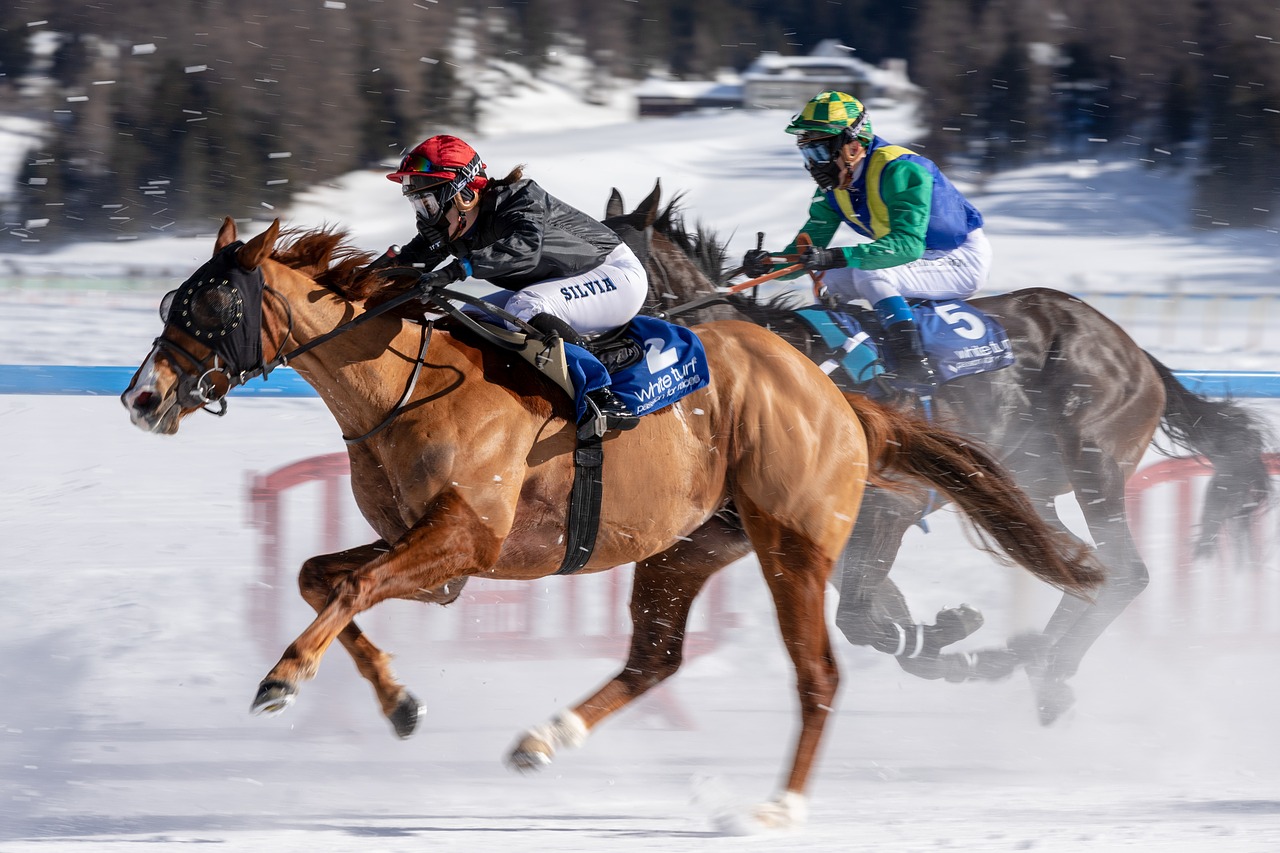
[821,227,992,306]
[504,243,648,335]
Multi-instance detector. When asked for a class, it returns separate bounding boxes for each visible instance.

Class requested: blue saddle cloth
[915,299,1014,379]
[564,315,710,421]
[795,300,1014,388]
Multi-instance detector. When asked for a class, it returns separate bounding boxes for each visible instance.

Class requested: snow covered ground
[4,84,1280,851]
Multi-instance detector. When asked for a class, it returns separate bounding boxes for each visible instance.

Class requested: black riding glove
[414,260,466,301]
[742,248,773,278]
[802,245,848,271]
[363,245,405,275]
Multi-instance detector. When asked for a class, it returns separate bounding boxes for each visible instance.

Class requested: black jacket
[399,178,620,290]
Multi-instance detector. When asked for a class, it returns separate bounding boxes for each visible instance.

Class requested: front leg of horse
[257,542,466,737]
[252,497,498,728]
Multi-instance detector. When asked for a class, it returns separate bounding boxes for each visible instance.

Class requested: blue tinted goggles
[798,135,843,168]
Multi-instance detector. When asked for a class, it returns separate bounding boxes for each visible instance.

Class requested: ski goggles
[797,135,843,169]
[796,117,867,168]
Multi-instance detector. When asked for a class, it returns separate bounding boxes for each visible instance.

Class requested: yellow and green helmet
[786,91,873,144]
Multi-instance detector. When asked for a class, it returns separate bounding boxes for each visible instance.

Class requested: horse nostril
[134,390,158,413]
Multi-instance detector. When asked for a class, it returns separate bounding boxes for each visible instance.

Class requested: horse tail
[1144,351,1274,557]
[844,393,1104,595]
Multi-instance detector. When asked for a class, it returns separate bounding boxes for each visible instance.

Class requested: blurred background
[1,0,1277,247]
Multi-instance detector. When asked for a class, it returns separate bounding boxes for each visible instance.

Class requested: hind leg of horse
[751,524,841,827]
[1023,457,1150,724]
[833,493,986,682]
[506,515,749,771]
[252,492,501,721]
[293,542,467,738]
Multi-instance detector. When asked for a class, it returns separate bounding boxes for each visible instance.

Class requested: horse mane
[651,197,732,287]
[270,226,382,302]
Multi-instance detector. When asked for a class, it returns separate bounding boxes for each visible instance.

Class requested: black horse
[605,183,1274,724]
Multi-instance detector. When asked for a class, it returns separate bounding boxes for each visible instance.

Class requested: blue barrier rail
[4,364,1280,399]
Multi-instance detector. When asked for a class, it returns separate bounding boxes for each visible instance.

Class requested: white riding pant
[820,228,992,306]
[504,243,648,335]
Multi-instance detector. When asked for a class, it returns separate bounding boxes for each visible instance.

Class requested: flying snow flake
[266,180,289,186]
[25,219,48,229]
[323,0,347,8]
[419,57,439,65]
[268,152,292,159]
[185,65,208,74]
[28,178,47,186]
[66,96,88,102]
[132,44,157,55]
[26,20,48,27]
[92,80,116,86]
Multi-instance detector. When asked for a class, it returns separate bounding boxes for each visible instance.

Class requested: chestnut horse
[121,217,1098,830]
[605,185,1273,725]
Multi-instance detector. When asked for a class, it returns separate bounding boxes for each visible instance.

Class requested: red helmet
[387,135,488,226]
[387,135,487,196]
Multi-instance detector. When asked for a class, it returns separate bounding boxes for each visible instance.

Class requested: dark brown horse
[605,184,1273,725]
[121,218,1099,828]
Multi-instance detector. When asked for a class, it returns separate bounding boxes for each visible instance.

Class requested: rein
[661,233,817,319]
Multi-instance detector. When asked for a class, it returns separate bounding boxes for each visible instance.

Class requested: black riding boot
[526,313,639,439]
[881,318,936,388]
[579,387,639,439]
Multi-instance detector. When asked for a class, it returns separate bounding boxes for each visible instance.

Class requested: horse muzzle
[122,381,183,434]
[120,355,187,434]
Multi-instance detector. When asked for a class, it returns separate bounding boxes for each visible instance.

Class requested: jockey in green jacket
[743,91,991,388]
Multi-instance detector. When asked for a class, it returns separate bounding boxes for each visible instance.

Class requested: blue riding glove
[802,246,847,272]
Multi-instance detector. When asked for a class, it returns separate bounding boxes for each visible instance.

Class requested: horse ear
[237,219,280,269]
[214,217,238,256]
[605,188,625,219]
[634,179,662,229]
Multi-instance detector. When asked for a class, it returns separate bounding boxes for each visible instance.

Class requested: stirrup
[576,392,639,440]
[577,396,608,441]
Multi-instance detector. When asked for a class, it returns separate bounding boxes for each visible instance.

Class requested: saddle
[422,288,709,423]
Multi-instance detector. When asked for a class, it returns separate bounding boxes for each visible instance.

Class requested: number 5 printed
[934,303,985,340]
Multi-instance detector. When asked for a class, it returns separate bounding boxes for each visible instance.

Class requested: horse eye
[159,290,176,323]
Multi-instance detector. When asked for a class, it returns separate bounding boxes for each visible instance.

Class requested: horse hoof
[388,692,423,739]
[251,679,297,716]
[934,604,984,647]
[506,733,554,774]
[1035,680,1076,726]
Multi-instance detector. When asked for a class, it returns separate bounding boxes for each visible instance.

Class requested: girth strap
[556,434,604,575]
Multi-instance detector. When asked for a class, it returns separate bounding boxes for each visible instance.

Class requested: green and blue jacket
[783,136,983,271]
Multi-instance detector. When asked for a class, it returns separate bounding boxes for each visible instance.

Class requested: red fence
[248,449,1280,670]
[1124,453,1280,635]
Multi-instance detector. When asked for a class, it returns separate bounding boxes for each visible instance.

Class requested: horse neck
[261,262,466,431]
